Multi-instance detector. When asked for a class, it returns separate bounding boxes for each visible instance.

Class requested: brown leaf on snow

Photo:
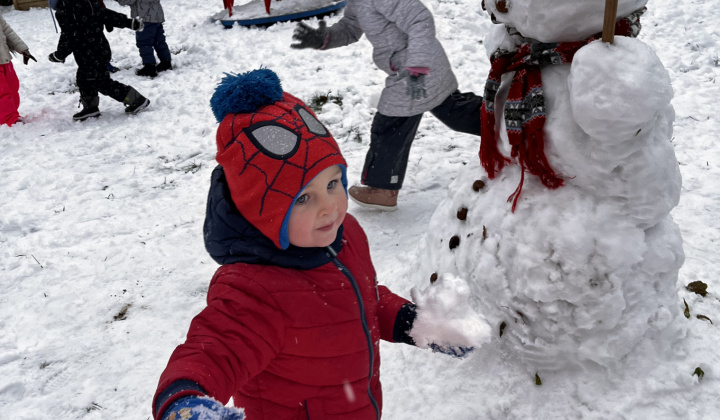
[686,281,708,297]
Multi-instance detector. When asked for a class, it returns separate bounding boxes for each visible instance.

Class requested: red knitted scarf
[479,8,645,211]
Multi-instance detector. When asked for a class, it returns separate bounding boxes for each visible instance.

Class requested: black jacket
[54,0,131,68]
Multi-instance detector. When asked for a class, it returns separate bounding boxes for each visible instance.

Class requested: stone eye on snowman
[418,0,685,373]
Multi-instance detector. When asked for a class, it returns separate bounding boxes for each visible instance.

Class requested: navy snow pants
[360,90,482,190]
[136,22,171,65]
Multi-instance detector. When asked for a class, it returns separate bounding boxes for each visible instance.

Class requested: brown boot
[349,185,399,211]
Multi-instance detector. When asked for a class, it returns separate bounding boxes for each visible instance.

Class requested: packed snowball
[410,273,492,349]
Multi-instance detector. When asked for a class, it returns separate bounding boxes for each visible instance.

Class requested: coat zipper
[326,246,380,420]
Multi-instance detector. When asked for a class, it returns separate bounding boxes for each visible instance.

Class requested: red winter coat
[153,168,413,420]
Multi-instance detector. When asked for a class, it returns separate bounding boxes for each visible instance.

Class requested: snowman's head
[483,0,648,42]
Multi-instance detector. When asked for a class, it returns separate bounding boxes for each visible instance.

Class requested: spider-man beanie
[210,68,347,250]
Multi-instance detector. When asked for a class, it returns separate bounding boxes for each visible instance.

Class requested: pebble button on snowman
[416,0,685,373]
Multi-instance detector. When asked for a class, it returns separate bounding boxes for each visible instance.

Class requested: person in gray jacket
[114,0,172,77]
[291,0,482,211]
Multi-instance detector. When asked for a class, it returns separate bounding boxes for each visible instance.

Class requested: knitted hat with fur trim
[210,68,347,250]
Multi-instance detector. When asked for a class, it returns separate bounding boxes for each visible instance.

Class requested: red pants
[0,62,21,126]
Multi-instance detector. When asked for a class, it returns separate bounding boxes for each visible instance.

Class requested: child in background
[48,0,150,121]
[290,0,483,211]
[115,0,172,77]
[0,15,35,126]
[152,68,471,420]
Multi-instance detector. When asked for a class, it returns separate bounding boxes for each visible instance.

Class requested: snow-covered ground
[0,0,718,418]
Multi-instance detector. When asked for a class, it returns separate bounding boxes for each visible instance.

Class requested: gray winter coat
[116,0,164,23]
[0,15,28,65]
[324,0,458,117]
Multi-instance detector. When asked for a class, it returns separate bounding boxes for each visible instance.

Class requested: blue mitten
[161,396,245,420]
[428,343,474,359]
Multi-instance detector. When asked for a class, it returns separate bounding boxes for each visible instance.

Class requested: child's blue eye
[327,180,337,190]
[296,195,308,205]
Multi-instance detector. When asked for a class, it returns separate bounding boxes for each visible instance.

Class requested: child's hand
[48,52,65,64]
[290,21,328,50]
[399,68,428,101]
[21,50,36,65]
[130,16,144,32]
[428,343,474,358]
[161,396,245,420]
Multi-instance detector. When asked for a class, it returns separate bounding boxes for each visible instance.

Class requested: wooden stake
[602,0,619,44]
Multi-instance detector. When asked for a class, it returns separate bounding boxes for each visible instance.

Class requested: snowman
[417,0,685,373]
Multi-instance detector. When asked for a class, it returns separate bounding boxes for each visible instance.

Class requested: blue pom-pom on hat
[210,68,284,123]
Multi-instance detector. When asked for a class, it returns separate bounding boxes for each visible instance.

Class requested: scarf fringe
[480,102,511,179]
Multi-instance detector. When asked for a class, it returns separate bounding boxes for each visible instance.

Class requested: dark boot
[135,63,157,78]
[156,61,172,72]
[123,88,150,114]
[73,96,101,121]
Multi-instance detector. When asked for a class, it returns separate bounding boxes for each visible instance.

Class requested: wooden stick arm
[602,0,619,43]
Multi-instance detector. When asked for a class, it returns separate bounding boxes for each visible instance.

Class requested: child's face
[288,165,348,248]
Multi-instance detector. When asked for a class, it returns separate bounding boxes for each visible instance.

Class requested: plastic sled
[212,0,347,27]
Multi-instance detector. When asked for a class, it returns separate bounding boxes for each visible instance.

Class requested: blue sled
[219,1,347,27]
